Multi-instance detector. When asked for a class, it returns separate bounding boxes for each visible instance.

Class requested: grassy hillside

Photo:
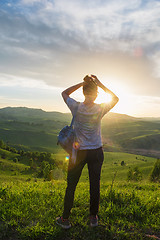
[0,180,159,240]
[80,152,157,183]
[102,119,160,157]
[0,128,58,152]
[0,148,31,182]
[0,148,157,183]
[0,107,159,239]
[0,107,159,157]
[0,150,159,240]
[0,107,71,122]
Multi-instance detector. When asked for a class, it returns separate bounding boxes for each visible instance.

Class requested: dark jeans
[63,147,104,219]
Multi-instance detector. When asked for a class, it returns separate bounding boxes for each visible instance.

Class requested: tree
[1,152,6,159]
[20,150,24,156]
[121,161,125,166]
[0,140,5,149]
[40,161,51,179]
[29,158,34,169]
[150,159,160,183]
[13,158,18,163]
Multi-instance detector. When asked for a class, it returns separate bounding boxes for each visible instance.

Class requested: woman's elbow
[61,91,68,103]
[113,96,119,103]
[61,91,65,98]
[116,96,119,103]
[113,96,119,106]
[61,91,67,98]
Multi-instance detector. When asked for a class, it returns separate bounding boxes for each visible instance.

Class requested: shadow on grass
[0,219,157,240]
[50,223,113,240]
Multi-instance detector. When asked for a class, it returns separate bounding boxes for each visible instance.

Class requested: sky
[0,0,160,117]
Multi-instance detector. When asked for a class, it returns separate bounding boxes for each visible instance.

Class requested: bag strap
[70,103,79,127]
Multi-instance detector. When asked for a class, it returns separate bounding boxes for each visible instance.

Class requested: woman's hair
[83,75,98,96]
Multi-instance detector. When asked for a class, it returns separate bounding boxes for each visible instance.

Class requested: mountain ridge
[0,106,141,122]
[1,106,159,122]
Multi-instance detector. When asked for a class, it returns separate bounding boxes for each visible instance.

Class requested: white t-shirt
[66,97,112,150]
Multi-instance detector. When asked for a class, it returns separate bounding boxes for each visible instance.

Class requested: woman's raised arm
[62,82,83,103]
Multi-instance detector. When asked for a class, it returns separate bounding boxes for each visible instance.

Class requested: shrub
[121,160,125,166]
[0,140,5,149]
[127,166,143,181]
[13,158,18,163]
[38,161,53,180]
[20,150,24,156]
[150,159,160,183]
[1,153,6,159]
[52,168,65,180]
[48,170,54,181]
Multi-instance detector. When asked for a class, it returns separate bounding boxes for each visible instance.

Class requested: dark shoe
[90,215,98,227]
[56,216,71,229]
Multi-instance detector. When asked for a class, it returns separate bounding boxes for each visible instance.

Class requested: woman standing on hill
[56,75,119,229]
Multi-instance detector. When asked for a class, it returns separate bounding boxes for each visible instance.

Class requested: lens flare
[73,141,80,150]
[134,46,143,57]
[65,155,70,161]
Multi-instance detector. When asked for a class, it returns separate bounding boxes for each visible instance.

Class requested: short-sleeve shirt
[66,97,112,150]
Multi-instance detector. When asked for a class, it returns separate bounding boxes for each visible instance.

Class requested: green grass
[0,180,159,240]
[0,129,58,151]
[102,120,160,152]
[0,151,159,240]
[0,156,31,183]
[79,152,156,183]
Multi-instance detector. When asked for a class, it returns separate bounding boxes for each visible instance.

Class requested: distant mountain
[0,107,71,122]
[102,112,138,123]
[0,107,137,122]
[0,107,159,122]
[140,117,160,123]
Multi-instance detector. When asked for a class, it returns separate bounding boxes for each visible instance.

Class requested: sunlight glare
[95,89,112,104]
[95,77,130,105]
[70,77,133,115]
[96,77,132,114]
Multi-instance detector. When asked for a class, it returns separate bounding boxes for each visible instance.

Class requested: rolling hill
[0,106,71,122]
[0,110,159,240]
[0,107,159,157]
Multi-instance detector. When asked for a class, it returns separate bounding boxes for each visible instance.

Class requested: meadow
[0,107,159,239]
[0,150,160,240]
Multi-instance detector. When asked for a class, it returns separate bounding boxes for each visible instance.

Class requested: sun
[94,77,132,114]
[95,89,112,104]
[70,77,132,115]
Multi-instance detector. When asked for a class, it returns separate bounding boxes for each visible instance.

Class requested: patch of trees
[0,140,19,154]
[16,150,58,179]
[0,139,67,181]
[28,152,67,181]
[6,120,43,127]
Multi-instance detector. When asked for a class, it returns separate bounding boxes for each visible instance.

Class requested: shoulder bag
[57,104,79,155]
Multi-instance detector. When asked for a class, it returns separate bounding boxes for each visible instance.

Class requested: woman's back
[66,97,111,150]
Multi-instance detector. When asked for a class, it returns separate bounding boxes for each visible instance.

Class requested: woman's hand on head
[91,75,100,86]
[83,75,93,84]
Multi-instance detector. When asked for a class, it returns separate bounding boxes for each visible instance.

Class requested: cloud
[2,0,160,51]
[0,73,63,90]
[21,0,41,4]
[0,0,160,98]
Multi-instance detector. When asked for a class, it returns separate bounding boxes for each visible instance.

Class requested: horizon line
[0,105,160,119]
